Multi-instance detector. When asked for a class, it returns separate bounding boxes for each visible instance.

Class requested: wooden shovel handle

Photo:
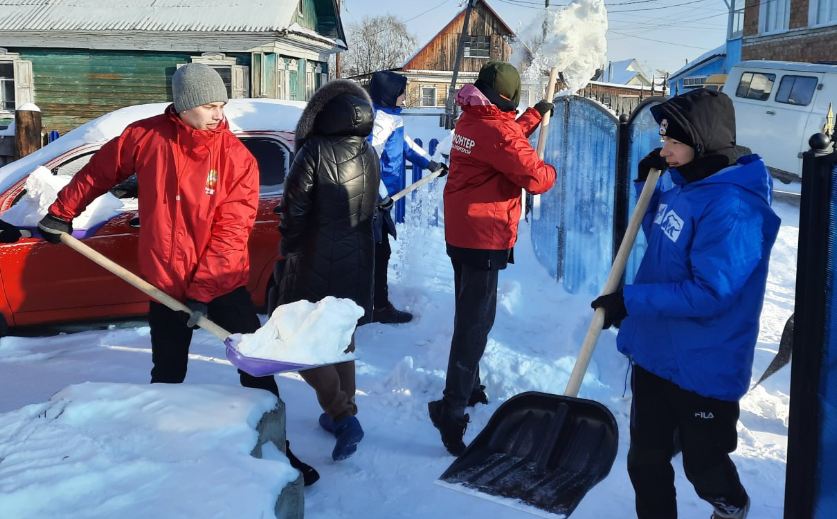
[563,168,662,397]
[390,167,445,203]
[535,67,559,160]
[58,233,231,341]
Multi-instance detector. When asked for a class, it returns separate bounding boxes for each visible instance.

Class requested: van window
[735,72,776,101]
[775,75,818,106]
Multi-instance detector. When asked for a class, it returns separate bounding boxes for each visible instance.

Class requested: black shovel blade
[439,391,618,517]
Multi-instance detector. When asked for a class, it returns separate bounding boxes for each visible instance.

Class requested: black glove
[637,148,667,182]
[590,290,627,329]
[38,214,72,244]
[534,100,554,117]
[184,299,208,329]
[435,163,449,178]
[378,196,394,211]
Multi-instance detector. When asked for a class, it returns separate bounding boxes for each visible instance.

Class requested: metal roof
[0,0,299,33]
[732,60,837,74]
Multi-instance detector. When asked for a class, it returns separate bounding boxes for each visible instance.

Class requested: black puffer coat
[271,80,380,321]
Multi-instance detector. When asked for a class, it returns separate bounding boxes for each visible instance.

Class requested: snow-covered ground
[0,187,796,518]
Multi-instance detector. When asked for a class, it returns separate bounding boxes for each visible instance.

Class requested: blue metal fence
[530,95,663,294]
[785,137,837,519]
[821,158,837,517]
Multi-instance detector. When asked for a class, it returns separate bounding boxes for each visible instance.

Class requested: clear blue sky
[340,0,731,75]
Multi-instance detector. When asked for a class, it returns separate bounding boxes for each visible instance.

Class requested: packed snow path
[0,200,796,518]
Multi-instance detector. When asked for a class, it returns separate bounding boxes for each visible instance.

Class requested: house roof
[403,0,515,70]
[601,58,649,85]
[669,44,726,80]
[0,0,299,33]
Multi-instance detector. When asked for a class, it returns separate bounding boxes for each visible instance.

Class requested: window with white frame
[0,62,14,111]
[305,62,316,100]
[0,51,33,112]
[421,87,437,107]
[760,0,790,34]
[810,0,837,26]
[277,58,288,100]
[185,53,248,98]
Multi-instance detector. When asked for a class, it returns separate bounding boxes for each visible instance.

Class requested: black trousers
[149,286,279,397]
[628,365,749,518]
[442,258,498,416]
[374,232,392,309]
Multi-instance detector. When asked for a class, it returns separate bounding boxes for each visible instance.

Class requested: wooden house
[399,1,523,109]
[0,0,346,133]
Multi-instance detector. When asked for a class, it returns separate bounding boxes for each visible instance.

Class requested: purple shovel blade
[223,337,312,376]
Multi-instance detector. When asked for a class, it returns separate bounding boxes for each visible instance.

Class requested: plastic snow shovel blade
[223,337,314,377]
[439,391,618,517]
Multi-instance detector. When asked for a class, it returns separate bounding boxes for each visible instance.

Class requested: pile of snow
[0,382,297,518]
[517,0,608,96]
[235,296,362,364]
[0,166,126,230]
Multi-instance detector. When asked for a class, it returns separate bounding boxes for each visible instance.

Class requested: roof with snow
[0,0,299,32]
[669,45,726,80]
[600,59,650,85]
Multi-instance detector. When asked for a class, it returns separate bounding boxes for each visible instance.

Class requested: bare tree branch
[342,16,417,77]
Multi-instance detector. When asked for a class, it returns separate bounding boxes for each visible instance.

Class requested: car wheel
[0,313,8,338]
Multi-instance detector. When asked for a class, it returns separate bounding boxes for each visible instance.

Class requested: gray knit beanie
[172,63,229,113]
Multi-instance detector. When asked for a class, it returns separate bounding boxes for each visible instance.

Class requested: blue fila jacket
[369,106,432,196]
[617,154,781,401]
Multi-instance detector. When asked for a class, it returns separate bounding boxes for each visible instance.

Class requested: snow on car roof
[0,98,305,194]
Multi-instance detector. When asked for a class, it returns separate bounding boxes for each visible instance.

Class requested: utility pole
[445,0,477,129]
[335,0,342,78]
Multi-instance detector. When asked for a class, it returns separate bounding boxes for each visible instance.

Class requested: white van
[724,60,836,184]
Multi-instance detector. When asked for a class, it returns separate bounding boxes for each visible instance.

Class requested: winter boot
[467,384,488,407]
[331,416,364,461]
[428,399,469,456]
[318,412,335,434]
[285,440,320,486]
[372,304,413,324]
[710,497,750,519]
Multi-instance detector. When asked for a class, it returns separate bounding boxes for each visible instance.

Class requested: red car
[0,99,304,335]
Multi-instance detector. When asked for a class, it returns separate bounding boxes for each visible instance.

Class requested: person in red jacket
[429,61,557,455]
[36,63,319,484]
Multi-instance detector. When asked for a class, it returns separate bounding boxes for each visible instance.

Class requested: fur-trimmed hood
[295,79,374,150]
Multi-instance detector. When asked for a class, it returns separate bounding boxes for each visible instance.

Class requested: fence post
[14,102,41,160]
[784,132,836,519]
[613,113,631,264]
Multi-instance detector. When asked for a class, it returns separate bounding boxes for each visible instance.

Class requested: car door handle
[766,110,776,115]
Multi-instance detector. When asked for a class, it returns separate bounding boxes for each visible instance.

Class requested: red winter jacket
[444,85,556,250]
[49,105,259,302]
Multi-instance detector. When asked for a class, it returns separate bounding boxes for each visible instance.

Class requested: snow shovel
[439,167,663,517]
[57,233,316,376]
[753,313,794,387]
[390,166,447,203]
